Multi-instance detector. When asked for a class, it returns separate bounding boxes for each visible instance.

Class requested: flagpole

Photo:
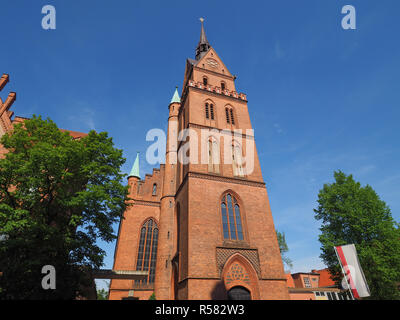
[334,246,356,300]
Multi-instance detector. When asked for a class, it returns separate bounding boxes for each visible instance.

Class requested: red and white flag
[334,244,370,298]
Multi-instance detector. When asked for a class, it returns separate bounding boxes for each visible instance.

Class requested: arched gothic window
[205,103,215,120]
[221,193,244,240]
[225,108,230,124]
[230,109,235,125]
[135,219,159,285]
[225,107,235,125]
[152,183,157,196]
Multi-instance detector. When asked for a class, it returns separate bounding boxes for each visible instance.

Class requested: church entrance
[227,286,251,300]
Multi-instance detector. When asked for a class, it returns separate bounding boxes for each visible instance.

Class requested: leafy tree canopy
[97,288,108,300]
[314,171,400,300]
[0,116,129,299]
[276,230,293,270]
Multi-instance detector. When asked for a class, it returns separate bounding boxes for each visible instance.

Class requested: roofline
[291,272,320,276]
[288,287,342,293]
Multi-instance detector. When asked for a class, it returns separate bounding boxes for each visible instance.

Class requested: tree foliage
[276,230,293,270]
[97,288,109,300]
[149,292,156,300]
[0,116,128,299]
[314,171,400,300]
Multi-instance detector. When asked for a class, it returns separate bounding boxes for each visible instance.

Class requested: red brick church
[109,20,289,300]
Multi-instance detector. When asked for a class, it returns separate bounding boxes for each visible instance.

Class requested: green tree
[0,116,129,299]
[314,171,400,300]
[276,230,293,270]
[149,292,156,300]
[97,288,108,300]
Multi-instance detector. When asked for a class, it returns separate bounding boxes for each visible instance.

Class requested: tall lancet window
[230,109,235,125]
[208,138,220,174]
[225,106,236,126]
[221,193,244,240]
[205,103,215,120]
[232,144,245,177]
[210,104,215,120]
[225,108,230,124]
[135,219,159,286]
[152,183,157,196]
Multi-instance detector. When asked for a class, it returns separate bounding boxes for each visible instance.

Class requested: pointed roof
[129,153,140,179]
[199,17,208,44]
[195,18,211,60]
[170,87,181,104]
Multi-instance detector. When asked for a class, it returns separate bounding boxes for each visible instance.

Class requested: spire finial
[196,18,210,60]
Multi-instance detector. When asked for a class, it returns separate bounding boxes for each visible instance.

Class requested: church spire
[170,86,181,104]
[129,152,140,179]
[195,18,211,60]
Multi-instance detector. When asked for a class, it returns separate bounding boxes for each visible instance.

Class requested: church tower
[109,20,289,300]
[157,19,289,300]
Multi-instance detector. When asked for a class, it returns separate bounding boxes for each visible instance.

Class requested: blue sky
[1,1,399,291]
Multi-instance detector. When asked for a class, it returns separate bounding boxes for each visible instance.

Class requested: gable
[196,48,233,77]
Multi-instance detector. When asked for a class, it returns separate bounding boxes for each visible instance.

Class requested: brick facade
[109,24,289,300]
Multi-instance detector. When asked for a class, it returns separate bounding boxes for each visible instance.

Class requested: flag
[334,244,370,298]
